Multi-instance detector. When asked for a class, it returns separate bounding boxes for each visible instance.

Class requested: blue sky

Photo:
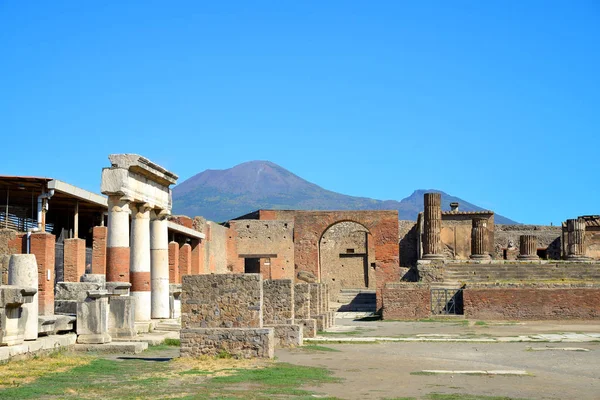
[1,1,598,225]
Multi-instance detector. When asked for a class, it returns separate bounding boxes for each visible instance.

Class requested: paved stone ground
[276,319,600,399]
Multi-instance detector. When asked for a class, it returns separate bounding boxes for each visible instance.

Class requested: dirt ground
[277,319,600,399]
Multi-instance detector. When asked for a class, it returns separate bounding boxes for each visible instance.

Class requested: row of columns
[106,195,170,321]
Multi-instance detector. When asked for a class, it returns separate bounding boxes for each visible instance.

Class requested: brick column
[91,226,107,274]
[150,210,169,319]
[470,217,491,260]
[518,235,539,260]
[422,193,444,259]
[567,218,589,260]
[29,232,55,315]
[190,239,202,275]
[179,243,192,281]
[64,238,86,282]
[106,196,131,282]
[168,241,179,284]
[130,203,152,321]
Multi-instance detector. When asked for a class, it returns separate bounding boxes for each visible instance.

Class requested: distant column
[422,193,444,259]
[567,218,588,260]
[130,203,152,322]
[106,196,130,283]
[517,235,539,260]
[150,209,170,319]
[470,217,491,260]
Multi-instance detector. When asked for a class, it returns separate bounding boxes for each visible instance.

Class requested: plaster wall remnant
[101,154,178,320]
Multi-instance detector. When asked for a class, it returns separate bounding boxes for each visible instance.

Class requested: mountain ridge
[172,161,518,224]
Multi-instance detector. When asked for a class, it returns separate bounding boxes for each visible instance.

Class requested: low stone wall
[263,279,294,324]
[382,283,431,320]
[463,287,600,320]
[265,323,302,347]
[294,318,316,338]
[180,328,274,358]
[294,283,311,319]
[181,274,262,329]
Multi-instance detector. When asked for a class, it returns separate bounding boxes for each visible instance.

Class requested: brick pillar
[179,243,192,281]
[91,226,107,275]
[470,217,491,260]
[190,239,202,275]
[64,238,86,282]
[29,232,55,315]
[518,235,539,260]
[422,193,444,260]
[168,241,179,284]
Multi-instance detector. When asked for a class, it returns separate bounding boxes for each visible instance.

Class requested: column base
[77,333,112,344]
[470,254,491,260]
[517,255,540,260]
[567,255,591,261]
[422,254,445,260]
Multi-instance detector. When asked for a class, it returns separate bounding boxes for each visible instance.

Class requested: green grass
[145,338,181,351]
[317,327,375,336]
[474,321,488,326]
[299,344,341,352]
[418,318,469,326]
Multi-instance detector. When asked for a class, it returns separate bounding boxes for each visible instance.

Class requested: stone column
[150,210,170,319]
[106,196,130,283]
[130,203,151,322]
[422,193,444,259]
[518,235,539,260]
[470,217,491,259]
[8,254,38,340]
[567,218,588,260]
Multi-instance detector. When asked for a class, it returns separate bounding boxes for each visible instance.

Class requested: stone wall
[398,220,418,267]
[463,287,600,320]
[494,224,562,260]
[294,283,311,319]
[263,279,294,324]
[190,217,229,274]
[180,328,274,358]
[228,220,294,279]
[587,227,600,259]
[440,213,494,259]
[181,274,263,329]
[382,283,431,320]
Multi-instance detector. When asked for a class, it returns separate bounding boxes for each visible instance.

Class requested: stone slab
[0,333,77,363]
[113,330,179,346]
[294,318,317,339]
[74,341,148,354]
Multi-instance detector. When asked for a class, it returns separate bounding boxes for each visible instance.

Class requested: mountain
[172,161,518,224]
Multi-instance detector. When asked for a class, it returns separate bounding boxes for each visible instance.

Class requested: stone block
[55,315,76,332]
[265,323,303,347]
[76,290,111,344]
[263,279,294,324]
[180,327,274,359]
[294,283,311,319]
[8,254,39,340]
[38,315,57,336]
[55,282,103,301]
[181,274,263,329]
[81,274,106,285]
[106,281,131,296]
[108,296,136,338]
[0,285,36,346]
[294,318,317,338]
[55,300,78,315]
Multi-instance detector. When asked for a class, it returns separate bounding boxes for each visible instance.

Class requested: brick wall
[181,274,263,329]
[91,226,107,274]
[168,241,179,283]
[29,232,55,315]
[64,238,86,282]
[179,243,192,280]
[263,279,294,324]
[382,283,431,320]
[464,287,600,320]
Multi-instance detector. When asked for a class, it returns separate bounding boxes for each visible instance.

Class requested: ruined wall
[191,217,229,274]
[440,213,494,259]
[294,283,311,319]
[585,227,600,259]
[228,220,294,279]
[259,210,399,310]
[382,283,431,320]
[464,287,600,320]
[263,279,294,324]
[181,274,263,329]
[494,224,562,260]
[398,220,418,267]
[319,221,375,296]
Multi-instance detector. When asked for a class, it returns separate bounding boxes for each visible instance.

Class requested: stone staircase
[443,263,600,285]
[336,289,377,312]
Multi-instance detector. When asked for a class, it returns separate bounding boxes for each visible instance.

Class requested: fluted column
[106,195,130,283]
[567,218,588,260]
[422,193,444,259]
[150,209,170,319]
[517,235,539,260]
[470,217,491,259]
[130,203,151,321]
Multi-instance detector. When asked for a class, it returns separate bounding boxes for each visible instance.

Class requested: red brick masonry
[464,288,600,320]
[91,226,107,275]
[64,238,86,282]
[106,247,130,282]
[382,283,431,320]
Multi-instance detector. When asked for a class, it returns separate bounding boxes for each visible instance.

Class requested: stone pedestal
[55,282,103,314]
[8,254,39,340]
[422,193,445,260]
[130,203,151,322]
[518,235,539,260]
[106,196,130,283]
[150,211,170,319]
[0,286,36,345]
[76,290,111,344]
[567,218,589,260]
[108,296,136,339]
[470,218,491,260]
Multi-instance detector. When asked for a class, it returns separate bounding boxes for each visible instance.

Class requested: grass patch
[474,321,488,326]
[317,327,374,336]
[418,318,469,326]
[299,344,341,352]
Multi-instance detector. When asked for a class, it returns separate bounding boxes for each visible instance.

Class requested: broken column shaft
[518,235,539,260]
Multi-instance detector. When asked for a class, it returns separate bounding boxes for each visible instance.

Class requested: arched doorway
[319,221,376,299]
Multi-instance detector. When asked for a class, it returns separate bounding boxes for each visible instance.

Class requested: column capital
[130,202,153,217]
[151,208,171,220]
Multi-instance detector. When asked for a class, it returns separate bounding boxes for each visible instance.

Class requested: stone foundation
[265,323,302,347]
[180,328,274,358]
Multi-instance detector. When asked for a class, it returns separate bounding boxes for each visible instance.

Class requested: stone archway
[318,221,376,298]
